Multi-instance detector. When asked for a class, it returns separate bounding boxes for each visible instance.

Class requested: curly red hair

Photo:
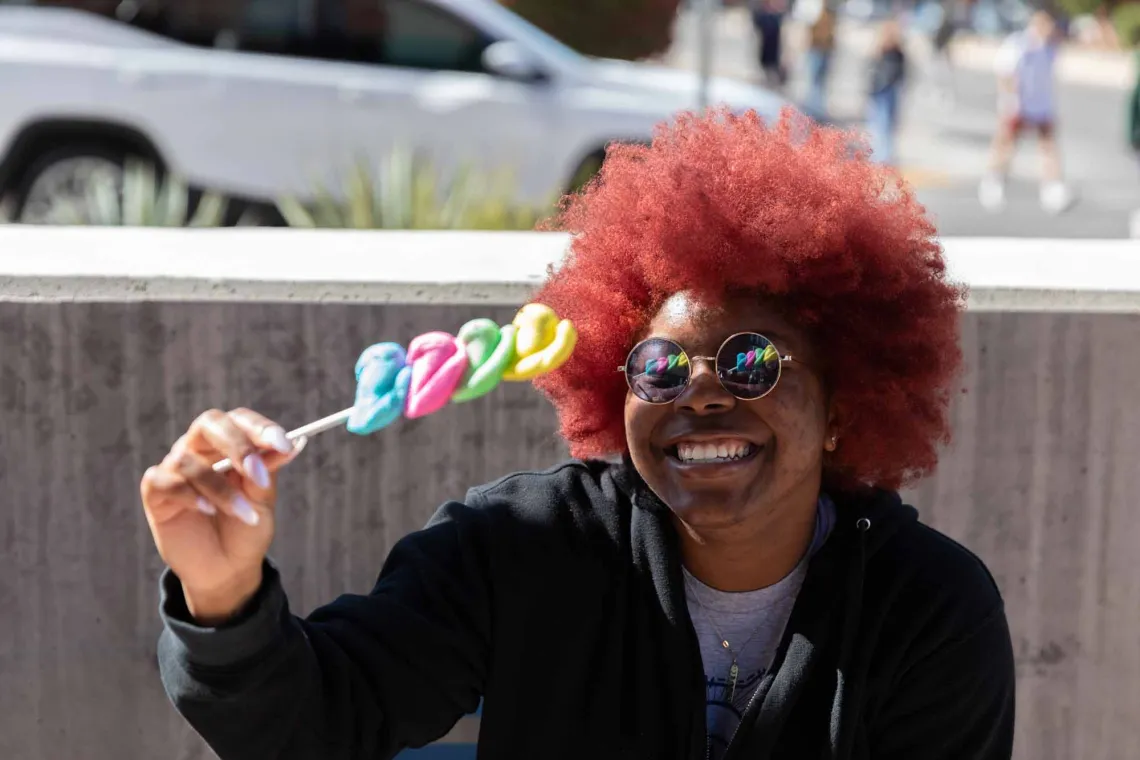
[532,107,966,490]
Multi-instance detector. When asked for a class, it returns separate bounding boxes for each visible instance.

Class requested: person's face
[1030,12,1056,41]
[623,292,836,531]
[881,20,903,46]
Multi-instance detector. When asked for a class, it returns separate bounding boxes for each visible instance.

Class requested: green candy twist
[452,319,518,403]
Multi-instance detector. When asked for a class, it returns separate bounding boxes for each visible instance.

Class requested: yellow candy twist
[502,304,578,382]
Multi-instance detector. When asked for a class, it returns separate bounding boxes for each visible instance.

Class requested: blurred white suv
[0,0,790,223]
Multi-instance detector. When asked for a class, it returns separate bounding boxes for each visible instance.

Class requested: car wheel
[566,151,607,194]
[13,145,130,224]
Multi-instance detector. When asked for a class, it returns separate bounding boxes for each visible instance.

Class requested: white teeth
[675,440,754,463]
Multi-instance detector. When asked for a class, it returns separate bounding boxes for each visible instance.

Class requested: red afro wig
[531,107,967,491]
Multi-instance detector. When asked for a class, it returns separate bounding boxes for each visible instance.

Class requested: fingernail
[259,425,293,454]
[195,497,217,516]
[243,453,271,489]
[232,495,260,526]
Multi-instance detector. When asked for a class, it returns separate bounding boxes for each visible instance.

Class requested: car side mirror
[482,41,547,82]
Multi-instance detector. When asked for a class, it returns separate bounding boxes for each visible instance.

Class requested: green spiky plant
[276,149,554,231]
[32,159,232,227]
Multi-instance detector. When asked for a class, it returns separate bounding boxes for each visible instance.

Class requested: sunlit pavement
[667,8,1140,238]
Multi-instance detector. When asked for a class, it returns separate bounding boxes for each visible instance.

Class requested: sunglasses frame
[617,332,802,405]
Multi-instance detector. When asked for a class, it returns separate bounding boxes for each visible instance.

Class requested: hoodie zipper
[723,671,767,753]
[717,516,873,760]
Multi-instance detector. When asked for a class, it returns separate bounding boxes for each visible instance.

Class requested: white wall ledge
[0,226,1137,312]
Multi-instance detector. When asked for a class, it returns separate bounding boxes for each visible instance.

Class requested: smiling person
[143,108,1015,760]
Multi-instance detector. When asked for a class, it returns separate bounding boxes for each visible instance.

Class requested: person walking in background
[866,19,907,166]
[978,10,1076,214]
[751,0,789,88]
[803,5,837,120]
[929,0,973,107]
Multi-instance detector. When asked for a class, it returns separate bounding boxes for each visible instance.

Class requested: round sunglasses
[617,332,802,404]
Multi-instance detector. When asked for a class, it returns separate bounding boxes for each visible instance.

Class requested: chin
[653,473,765,524]
[667,498,756,530]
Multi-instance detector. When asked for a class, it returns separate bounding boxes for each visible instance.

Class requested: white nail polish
[232,495,260,526]
[195,497,217,516]
[243,453,271,489]
[260,425,293,454]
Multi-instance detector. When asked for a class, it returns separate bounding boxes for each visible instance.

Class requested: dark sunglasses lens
[626,338,690,403]
[716,333,781,399]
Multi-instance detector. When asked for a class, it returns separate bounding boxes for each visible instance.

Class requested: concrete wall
[1,229,1138,760]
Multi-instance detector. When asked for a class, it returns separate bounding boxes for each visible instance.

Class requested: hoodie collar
[611,457,919,760]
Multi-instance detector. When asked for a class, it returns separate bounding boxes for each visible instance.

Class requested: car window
[290,0,494,72]
[9,0,494,74]
[381,0,491,73]
[12,0,243,47]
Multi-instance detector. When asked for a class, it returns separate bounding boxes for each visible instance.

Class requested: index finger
[228,408,295,455]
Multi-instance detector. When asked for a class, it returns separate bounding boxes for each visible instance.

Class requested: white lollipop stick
[212,407,353,474]
[210,305,577,476]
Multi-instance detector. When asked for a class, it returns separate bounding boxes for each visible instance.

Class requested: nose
[675,362,735,415]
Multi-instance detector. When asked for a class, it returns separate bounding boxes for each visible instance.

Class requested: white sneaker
[1040,182,1077,215]
[978,175,1006,211]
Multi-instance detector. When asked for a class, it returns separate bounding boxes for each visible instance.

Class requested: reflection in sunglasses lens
[716,333,780,400]
[626,338,690,403]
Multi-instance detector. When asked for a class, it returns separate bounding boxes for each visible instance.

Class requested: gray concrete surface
[1,296,1139,759]
[2,227,1138,311]
[668,9,1140,238]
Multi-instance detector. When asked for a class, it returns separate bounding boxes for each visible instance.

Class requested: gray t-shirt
[683,495,836,759]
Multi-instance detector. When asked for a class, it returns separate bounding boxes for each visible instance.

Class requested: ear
[823,402,840,452]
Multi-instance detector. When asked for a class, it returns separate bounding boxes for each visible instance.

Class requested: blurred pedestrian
[803,5,837,120]
[751,0,789,88]
[978,10,1076,214]
[866,19,907,166]
[929,0,972,106]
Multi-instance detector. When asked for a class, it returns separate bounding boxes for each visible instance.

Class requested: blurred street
[668,7,1140,238]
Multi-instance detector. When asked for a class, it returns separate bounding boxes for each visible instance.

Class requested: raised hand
[140,408,305,625]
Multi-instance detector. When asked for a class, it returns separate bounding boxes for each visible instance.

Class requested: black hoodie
[158,459,1015,760]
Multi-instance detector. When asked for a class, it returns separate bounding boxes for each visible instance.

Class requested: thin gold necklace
[686,577,768,703]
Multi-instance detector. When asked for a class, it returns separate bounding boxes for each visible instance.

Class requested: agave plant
[29,159,232,227]
[276,149,552,231]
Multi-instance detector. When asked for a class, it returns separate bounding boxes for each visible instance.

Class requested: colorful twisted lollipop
[211,304,576,473]
[347,343,411,435]
[503,304,577,381]
[404,331,469,419]
[452,319,517,403]
[645,354,687,375]
[734,344,778,372]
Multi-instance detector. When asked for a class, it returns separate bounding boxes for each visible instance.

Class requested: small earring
[825,434,838,452]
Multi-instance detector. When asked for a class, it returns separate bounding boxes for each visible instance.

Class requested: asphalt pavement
[667,9,1140,239]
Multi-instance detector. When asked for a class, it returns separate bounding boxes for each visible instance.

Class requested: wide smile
[663,437,763,479]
